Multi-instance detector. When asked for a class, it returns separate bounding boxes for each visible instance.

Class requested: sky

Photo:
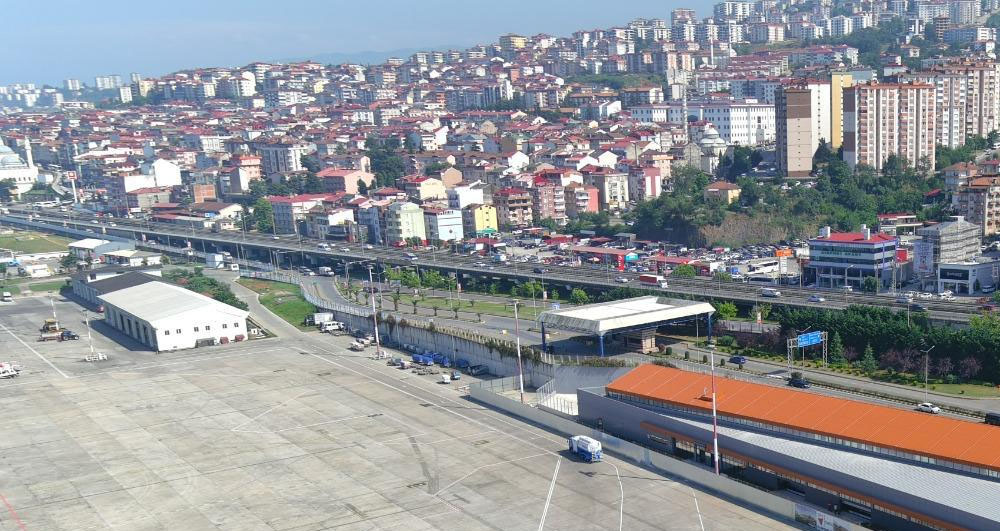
[3,0,707,86]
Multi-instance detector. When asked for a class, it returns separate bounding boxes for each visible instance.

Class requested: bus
[747,258,781,275]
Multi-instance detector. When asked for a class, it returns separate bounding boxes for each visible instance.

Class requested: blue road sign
[797,331,823,348]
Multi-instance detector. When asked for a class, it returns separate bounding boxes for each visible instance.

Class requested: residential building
[462,204,499,236]
[842,83,936,170]
[956,176,1000,236]
[564,183,600,217]
[704,181,742,204]
[385,201,427,244]
[633,100,776,145]
[315,167,375,194]
[256,139,310,176]
[304,206,355,240]
[930,62,1000,143]
[913,217,983,290]
[423,207,464,243]
[582,170,629,212]
[776,86,815,179]
[493,188,533,228]
[126,187,174,212]
[447,181,486,209]
[807,226,898,289]
[628,167,662,202]
[876,213,922,236]
[531,180,567,225]
[400,175,447,202]
[267,193,340,234]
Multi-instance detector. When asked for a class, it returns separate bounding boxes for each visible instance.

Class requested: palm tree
[391,293,401,311]
[452,302,460,319]
[411,300,419,314]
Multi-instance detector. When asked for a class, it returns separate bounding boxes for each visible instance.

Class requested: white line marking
[272,413,375,433]
[608,461,624,531]
[0,321,69,378]
[691,487,705,531]
[537,457,561,531]
[230,389,311,432]
[432,452,550,496]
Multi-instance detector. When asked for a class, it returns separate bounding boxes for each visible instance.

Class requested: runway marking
[230,389,312,432]
[379,430,498,446]
[0,321,69,378]
[431,452,550,496]
[691,486,705,531]
[608,461,624,531]
[0,492,27,531]
[537,457,561,531]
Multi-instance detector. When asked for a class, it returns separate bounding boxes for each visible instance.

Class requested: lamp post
[368,266,383,359]
[921,344,936,402]
[709,338,720,475]
[513,299,525,404]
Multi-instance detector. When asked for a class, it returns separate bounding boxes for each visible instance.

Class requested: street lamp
[921,344,936,402]
[367,266,383,359]
[709,338,720,475]
[513,299,525,403]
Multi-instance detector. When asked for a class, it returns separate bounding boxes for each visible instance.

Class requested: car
[841,285,854,292]
[474,262,486,268]
[916,402,941,414]
[615,277,630,283]
[788,377,810,389]
[60,330,80,341]
[909,303,928,312]
[341,247,350,252]
[532,267,549,274]
[272,235,280,240]
[90,219,99,224]
[364,244,374,250]
[729,355,747,365]
[896,296,913,304]
[807,294,825,303]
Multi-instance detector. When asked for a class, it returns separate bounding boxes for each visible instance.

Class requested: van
[1,292,11,302]
[986,412,1000,426]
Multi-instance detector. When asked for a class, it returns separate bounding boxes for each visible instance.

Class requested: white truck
[317,266,333,276]
[319,321,344,333]
[206,253,226,269]
[568,435,602,462]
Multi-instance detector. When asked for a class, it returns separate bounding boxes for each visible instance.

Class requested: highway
[0,206,982,324]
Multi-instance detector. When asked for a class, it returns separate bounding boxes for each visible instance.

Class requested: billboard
[913,240,934,275]
[794,503,855,531]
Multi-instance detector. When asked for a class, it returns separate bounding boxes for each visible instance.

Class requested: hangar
[537,296,715,355]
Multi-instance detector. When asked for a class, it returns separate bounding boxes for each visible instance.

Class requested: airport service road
[0,300,791,530]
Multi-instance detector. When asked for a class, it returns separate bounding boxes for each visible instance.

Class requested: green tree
[59,254,79,269]
[713,271,733,282]
[859,344,878,376]
[862,276,879,294]
[251,198,274,233]
[357,179,369,195]
[714,301,738,320]
[0,178,16,201]
[569,288,590,305]
[671,264,697,278]
[303,173,324,193]
[829,332,846,365]
[300,155,321,173]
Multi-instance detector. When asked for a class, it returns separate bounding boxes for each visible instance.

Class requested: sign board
[797,331,823,348]
[794,503,857,531]
[913,240,934,275]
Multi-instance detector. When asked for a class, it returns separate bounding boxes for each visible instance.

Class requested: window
[176,329,181,334]
[194,327,199,332]
[205,325,211,331]
[222,324,228,329]
[164,330,170,336]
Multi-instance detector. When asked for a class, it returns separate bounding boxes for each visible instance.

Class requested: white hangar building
[99,281,249,351]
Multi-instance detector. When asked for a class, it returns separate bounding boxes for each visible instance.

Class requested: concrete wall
[469,382,798,526]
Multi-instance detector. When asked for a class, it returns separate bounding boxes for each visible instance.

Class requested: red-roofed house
[399,175,447,201]
[808,225,898,289]
[315,167,375,194]
[267,193,343,234]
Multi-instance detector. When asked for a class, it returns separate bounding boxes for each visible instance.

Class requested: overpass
[0,207,979,324]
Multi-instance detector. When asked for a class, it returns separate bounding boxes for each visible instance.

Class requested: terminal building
[578,364,1000,530]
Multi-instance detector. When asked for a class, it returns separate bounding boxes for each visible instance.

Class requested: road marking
[230,389,312,432]
[0,321,69,378]
[537,457,561,531]
[0,492,27,531]
[432,452,550,496]
[608,461,624,531]
[691,486,705,531]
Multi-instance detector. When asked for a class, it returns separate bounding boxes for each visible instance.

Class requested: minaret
[23,137,33,167]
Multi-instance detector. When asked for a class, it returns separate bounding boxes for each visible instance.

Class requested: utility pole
[368,266,383,359]
[922,344,936,402]
[513,299,525,403]
[709,339,720,475]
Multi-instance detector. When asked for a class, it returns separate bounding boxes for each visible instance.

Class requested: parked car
[916,402,941,414]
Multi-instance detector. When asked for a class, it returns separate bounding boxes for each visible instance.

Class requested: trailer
[638,274,668,288]
[568,435,602,462]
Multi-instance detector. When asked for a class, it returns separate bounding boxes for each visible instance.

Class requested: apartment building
[315,168,375,194]
[582,170,630,212]
[530,181,567,225]
[493,187,533,228]
[633,99,776,145]
[256,139,310,176]
[462,204,499,236]
[930,62,1000,142]
[564,183,600,217]
[385,201,427,244]
[776,83,831,178]
[842,82,936,170]
[267,194,340,234]
[422,207,464,243]
[900,72,969,149]
[957,176,1000,236]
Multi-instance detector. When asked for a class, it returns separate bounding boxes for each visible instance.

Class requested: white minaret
[23,137,33,167]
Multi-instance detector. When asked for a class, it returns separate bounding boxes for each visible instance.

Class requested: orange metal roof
[606,365,1000,473]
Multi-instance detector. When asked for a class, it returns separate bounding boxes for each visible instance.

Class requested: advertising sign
[794,503,855,531]
[913,240,934,275]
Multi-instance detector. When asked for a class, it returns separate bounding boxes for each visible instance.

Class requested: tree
[452,302,461,319]
[391,293,401,311]
[862,276,879,294]
[829,332,846,365]
[569,288,590,305]
[713,271,733,282]
[0,179,16,201]
[357,179,369,195]
[303,173,324,193]
[958,357,982,380]
[859,344,878,376]
[934,357,954,378]
[671,264,697,278]
[60,254,79,269]
[251,198,274,233]
[411,300,419,314]
[714,301,738,320]
[300,155,321,173]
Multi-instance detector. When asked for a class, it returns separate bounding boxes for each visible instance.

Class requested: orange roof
[607,365,1000,473]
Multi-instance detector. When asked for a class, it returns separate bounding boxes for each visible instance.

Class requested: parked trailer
[568,435,603,462]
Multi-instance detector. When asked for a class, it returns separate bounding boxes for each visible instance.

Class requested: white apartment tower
[843,83,936,170]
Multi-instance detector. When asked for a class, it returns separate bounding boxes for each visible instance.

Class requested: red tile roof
[811,232,896,244]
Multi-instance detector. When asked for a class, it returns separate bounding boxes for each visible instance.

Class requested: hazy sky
[4,0,707,86]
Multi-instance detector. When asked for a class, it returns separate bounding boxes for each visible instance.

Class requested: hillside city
[2,1,1000,530]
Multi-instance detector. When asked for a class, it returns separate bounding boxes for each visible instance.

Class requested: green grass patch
[385,293,545,320]
[0,284,20,295]
[28,280,68,293]
[926,383,1000,398]
[237,278,316,330]
[0,231,73,253]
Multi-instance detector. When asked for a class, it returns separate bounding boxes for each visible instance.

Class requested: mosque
[0,137,39,198]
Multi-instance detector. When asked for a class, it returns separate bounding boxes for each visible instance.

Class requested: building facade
[843,82,936,170]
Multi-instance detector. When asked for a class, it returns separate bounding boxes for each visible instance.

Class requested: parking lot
[0,295,791,530]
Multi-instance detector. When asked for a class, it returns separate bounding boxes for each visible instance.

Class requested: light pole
[709,338,720,475]
[513,299,525,404]
[368,266,383,359]
[921,344,936,402]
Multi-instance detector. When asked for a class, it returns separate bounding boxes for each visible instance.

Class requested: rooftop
[810,232,896,244]
[98,281,248,325]
[538,296,714,336]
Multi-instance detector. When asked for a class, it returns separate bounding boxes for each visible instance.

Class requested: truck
[39,319,76,342]
[492,253,508,263]
[319,321,344,333]
[317,266,333,276]
[638,274,668,288]
[308,313,335,326]
[759,287,781,298]
[568,435,602,462]
[205,253,226,269]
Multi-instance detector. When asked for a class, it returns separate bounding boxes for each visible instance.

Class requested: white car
[808,294,825,303]
[364,244,374,250]
[916,402,941,414]
[615,277,630,283]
